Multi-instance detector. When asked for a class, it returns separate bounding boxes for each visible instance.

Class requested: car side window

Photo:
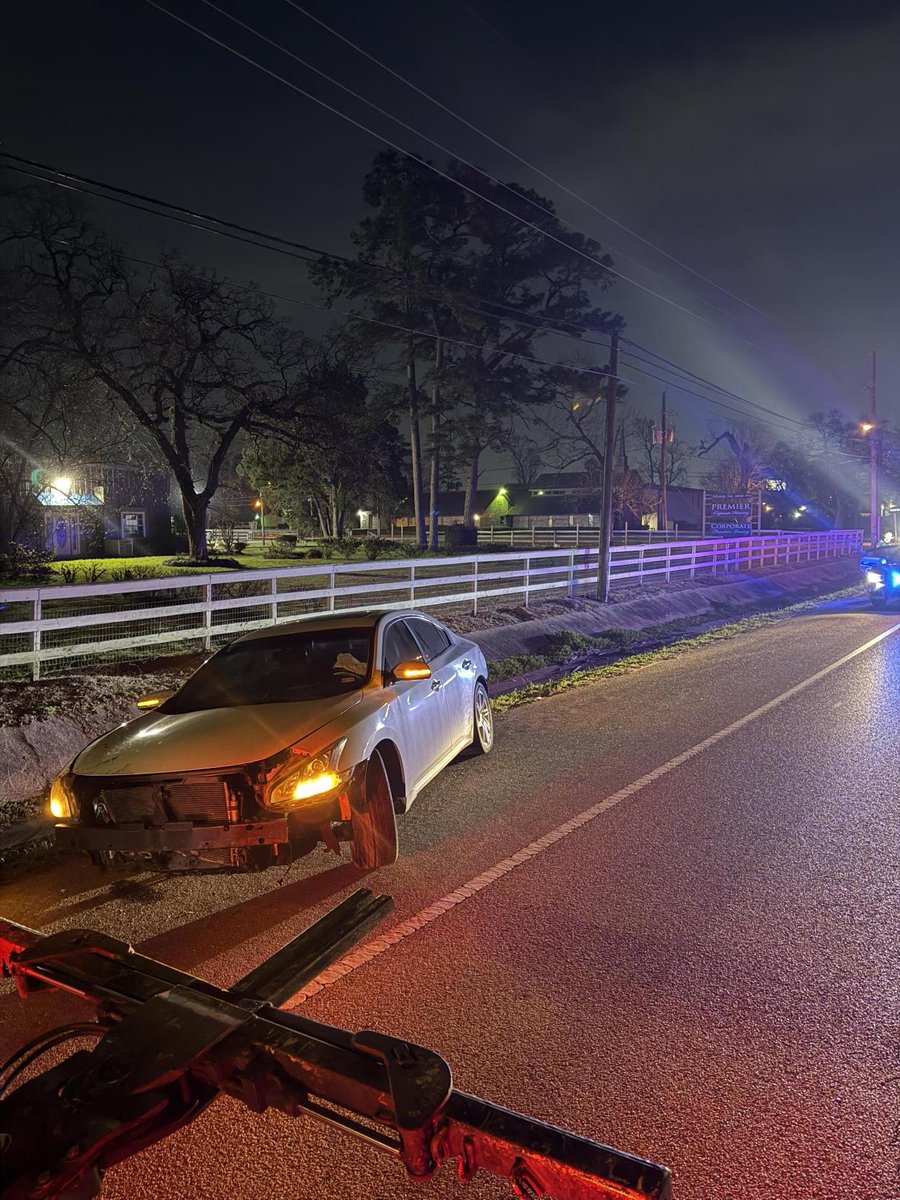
[408,618,452,662]
[383,621,425,673]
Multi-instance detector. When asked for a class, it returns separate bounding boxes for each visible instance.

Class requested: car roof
[235,608,440,644]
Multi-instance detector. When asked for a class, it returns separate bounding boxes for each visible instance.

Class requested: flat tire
[350,750,399,870]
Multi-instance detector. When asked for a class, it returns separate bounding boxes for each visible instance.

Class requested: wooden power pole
[596,331,619,602]
[870,349,879,547]
[659,390,669,535]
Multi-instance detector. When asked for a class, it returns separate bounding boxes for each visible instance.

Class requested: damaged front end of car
[52,743,356,872]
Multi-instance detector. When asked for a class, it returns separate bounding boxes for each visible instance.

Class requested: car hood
[73,692,364,777]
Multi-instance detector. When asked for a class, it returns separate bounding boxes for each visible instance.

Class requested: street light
[859,418,881,546]
[254,497,266,545]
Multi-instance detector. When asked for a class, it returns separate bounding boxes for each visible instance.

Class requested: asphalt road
[2,593,898,1200]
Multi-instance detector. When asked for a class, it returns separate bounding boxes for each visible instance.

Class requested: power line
[0,151,378,275]
[197,0,734,325]
[619,337,807,426]
[2,160,327,268]
[143,0,754,338]
[114,255,802,433]
[1,154,804,432]
[3,151,624,349]
[285,0,768,320]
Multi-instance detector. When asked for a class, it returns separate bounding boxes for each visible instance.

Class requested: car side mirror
[136,689,175,710]
[390,660,431,682]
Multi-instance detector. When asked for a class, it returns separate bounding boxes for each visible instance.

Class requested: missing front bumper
[53,818,289,854]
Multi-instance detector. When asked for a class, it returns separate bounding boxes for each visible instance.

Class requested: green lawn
[43,552,344,582]
[1,540,513,588]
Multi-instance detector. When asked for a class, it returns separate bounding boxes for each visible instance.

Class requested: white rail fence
[0,530,862,679]
[212,524,733,549]
[477,526,714,548]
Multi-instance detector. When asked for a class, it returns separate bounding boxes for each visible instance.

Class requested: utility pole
[870,349,879,547]
[596,331,619,601]
[659,390,669,536]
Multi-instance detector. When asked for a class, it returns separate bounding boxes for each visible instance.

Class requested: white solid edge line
[288,621,900,1007]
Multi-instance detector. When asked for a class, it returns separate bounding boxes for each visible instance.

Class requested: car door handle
[462,659,473,669]
[430,679,443,691]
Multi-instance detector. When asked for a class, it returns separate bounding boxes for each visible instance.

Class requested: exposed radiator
[165,782,229,823]
[98,786,156,824]
[98,781,230,825]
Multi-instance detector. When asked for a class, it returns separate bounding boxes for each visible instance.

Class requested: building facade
[38,464,173,558]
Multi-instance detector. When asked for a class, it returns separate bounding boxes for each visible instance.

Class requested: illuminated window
[121,510,145,538]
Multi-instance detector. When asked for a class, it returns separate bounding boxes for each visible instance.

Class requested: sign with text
[702,491,761,537]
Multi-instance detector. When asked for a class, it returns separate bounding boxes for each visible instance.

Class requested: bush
[213,522,243,553]
[319,536,358,559]
[490,652,547,678]
[272,535,297,551]
[305,546,324,559]
[264,545,307,560]
[164,556,243,570]
[0,542,54,582]
[596,627,642,649]
[363,537,404,560]
[392,541,429,558]
[543,630,597,662]
[231,541,247,554]
[58,563,109,584]
[110,566,157,582]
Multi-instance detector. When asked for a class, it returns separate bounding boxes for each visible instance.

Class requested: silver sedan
[50,610,493,872]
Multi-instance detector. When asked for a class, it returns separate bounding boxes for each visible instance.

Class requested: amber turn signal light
[393,659,431,681]
[136,689,174,710]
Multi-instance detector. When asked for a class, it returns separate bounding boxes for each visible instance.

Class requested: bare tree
[1,190,304,560]
[504,424,546,488]
[628,413,693,486]
[698,423,772,493]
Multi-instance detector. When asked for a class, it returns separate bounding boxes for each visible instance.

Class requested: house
[528,471,598,497]
[392,471,707,534]
[37,463,173,558]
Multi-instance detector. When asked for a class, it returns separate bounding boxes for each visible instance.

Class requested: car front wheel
[470,680,494,755]
[349,749,399,870]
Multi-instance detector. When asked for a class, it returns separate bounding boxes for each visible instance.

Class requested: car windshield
[164,627,373,712]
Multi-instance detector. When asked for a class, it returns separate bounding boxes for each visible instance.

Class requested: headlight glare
[264,738,348,810]
[291,771,341,802]
[867,570,884,586]
[49,773,78,820]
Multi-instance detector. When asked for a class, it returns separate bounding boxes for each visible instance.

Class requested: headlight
[867,570,884,586]
[263,738,349,811]
[49,772,78,820]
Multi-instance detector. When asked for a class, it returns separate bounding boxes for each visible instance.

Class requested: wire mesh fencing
[0,530,863,680]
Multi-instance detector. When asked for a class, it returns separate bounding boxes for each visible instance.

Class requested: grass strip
[491,585,863,713]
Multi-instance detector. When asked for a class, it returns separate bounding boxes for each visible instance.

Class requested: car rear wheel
[470,680,494,755]
[349,749,399,870]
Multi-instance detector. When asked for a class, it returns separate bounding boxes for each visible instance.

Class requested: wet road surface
[2,593,898,1199]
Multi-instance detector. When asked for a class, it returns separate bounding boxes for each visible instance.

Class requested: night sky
[6,0,900,481]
